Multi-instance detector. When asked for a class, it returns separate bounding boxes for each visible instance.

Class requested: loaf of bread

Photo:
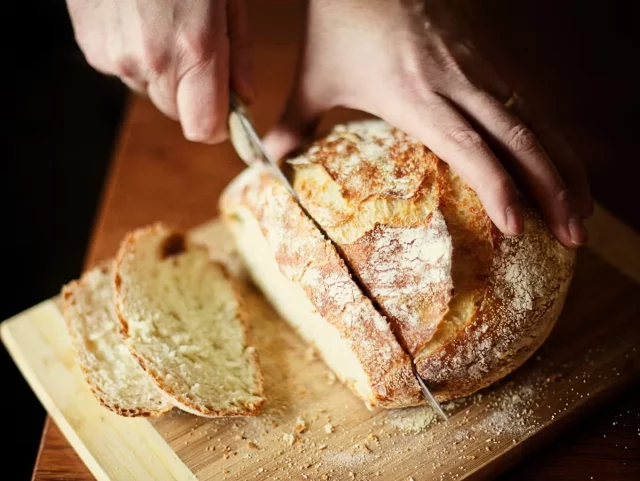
[114,223,266,417]
[221,119,576,407]
[62,263,174,417]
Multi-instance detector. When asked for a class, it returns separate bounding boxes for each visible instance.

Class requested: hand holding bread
[263,0,593,248]
[221,119,576,407]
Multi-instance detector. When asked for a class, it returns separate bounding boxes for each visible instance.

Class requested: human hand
[67,0,253,143]
[263,0,593,247]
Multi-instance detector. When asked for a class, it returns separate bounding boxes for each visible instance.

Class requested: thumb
[262,80,328,163]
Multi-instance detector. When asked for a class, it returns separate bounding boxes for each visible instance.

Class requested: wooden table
[31,1,639,479]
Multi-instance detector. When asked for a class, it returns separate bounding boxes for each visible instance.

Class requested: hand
[263,0,593,247]
[67,0,254,143]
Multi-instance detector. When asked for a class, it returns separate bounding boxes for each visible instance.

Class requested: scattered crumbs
[324,423,335,434]
[295,417,308,434]
[305,347,317,362]
[360,443,372,453]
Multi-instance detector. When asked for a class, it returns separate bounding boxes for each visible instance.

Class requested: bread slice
[114,224,265,417]
[61,263,173,417]
[220,166,422,409]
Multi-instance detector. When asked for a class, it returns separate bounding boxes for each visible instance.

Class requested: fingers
[176,47,230,144]
[147,78,179,121]
[529,122,594,218]
[454,89,588,246]
[227,0,255,103]
[383,92,524,237]
[262,85,325,162]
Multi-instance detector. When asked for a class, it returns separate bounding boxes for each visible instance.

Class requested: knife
[227,92,448,422]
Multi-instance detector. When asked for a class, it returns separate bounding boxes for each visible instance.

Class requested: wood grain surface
[3,210,638,481]
[28,0,640,479]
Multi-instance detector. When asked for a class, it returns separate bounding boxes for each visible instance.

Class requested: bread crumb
[326,371,337,385]
[295,417,308,434]
[283,433,296,446]
[247,441,259,450]
[324,423,334,434]
[305,347,317,361]
[318,444,328,450]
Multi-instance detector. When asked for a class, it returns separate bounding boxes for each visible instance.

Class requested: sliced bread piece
[61,262,173,417]
[114,224,265,417]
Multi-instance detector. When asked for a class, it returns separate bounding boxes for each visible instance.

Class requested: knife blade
[227,92,448,422]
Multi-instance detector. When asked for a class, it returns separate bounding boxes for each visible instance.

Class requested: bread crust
[61,261,174,417]
[416,212,575,400]
[114,223,265,417]
[286,119,576,402]
[221,167,423,408]
[225,119,576,405]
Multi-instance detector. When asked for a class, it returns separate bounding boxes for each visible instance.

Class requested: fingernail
[568,214,588,246]
[505,204,524,236]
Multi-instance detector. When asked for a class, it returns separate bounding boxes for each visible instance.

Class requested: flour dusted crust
[286,119,576,402]
[221,167,422,408]
[61,262,174,417]
[415,212,575,400]
[288,121,454,356]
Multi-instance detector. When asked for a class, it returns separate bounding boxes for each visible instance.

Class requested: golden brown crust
[416,212,575,400]
[289,122,453,356]
[286,119,575,402]
[61,261,174,417]
[221,167,423,408]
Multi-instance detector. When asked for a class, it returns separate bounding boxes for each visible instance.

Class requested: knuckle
[176,28,213,63]
[111,55,137,78]
[141,42,170,76]
[447,127,484,154]
[504,124,538,154]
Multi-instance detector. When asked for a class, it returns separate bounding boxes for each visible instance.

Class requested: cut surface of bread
[61,263,173,417]
[114,224,265,417]
[221,167,422,409]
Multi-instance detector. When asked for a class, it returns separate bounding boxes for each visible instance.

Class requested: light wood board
[2,204,640,481]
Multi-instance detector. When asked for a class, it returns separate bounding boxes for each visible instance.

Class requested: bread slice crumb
[62,263,173,417]
[114,223,265,417]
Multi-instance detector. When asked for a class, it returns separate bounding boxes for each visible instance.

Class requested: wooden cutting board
[2,205,639,481]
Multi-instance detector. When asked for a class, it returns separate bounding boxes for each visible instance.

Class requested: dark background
[2,0,638,479]
[3,1,127,478]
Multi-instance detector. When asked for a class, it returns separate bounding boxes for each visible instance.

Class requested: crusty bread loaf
[114,223,265,417]
[222,119,576,406]
[221,167,422,409]
[61,263,173,417]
